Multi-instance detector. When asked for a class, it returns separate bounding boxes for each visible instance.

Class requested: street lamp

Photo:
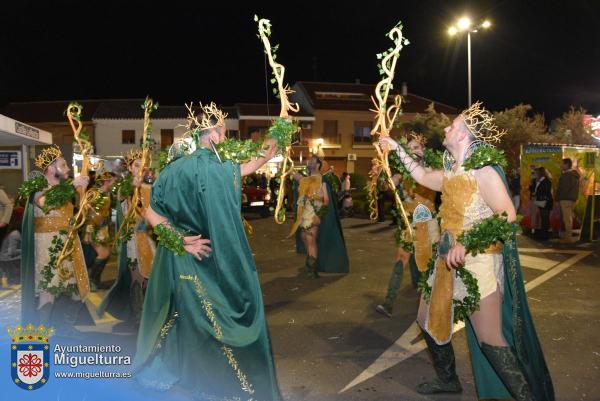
[447,17,492,106]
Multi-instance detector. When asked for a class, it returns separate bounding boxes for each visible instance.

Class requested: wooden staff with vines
[369,22,413,237]
[114,96,158,245]
[55,103,101,273]
[256,16,300,224]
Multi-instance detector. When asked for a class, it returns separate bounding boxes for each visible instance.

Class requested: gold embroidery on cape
[192,275,255,396]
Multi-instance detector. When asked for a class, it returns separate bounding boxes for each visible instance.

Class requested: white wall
[93,118,238,156]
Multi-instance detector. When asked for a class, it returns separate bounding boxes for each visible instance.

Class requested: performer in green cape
[133,103,282,400]
[380,102,554,401]
[376,134,439,318]
[291,156,349,276]
[97,149,155,328]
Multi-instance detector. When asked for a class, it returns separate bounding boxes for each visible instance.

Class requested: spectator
[0,185,14,240]
[533,167,553,240]
[260,173,268,189]
[339,172,353,217]
[556,158,580,243]
[509,170,521,212]
[0,212,22,285]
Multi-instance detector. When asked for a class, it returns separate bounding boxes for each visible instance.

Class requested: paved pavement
[1,216,598,401]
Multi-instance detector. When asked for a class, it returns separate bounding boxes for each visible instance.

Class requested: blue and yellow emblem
[8,324,54,390]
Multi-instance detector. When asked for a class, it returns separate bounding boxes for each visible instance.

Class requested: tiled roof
[236,103,313,118]
[292,81,459,114]
[0,100,103,123]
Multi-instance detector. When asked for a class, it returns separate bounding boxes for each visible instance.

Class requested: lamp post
[448,17,492,106]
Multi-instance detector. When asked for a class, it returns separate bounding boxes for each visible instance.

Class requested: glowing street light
[457,17,472,31]
[446,17,493,106]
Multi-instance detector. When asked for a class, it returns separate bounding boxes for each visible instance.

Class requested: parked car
[242,185,272,217]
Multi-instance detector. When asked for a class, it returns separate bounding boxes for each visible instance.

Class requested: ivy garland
[154,222,186,256]
[423,148,444,169]
[417,213,516,322]
[157,150,169,173]
[38,229,77,297]
[391,207,414,252]
[214,139,264,164]
[417,255,481,323]
[463,146,507,171]
[17,176,48,203]
[458,212,517,257]
[111,176,134,199]
[388,143,415,188]
[42,181,76,213]
[266,117,297,153]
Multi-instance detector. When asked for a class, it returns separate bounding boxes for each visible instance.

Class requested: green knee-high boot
[417,328,463,394]
[306,255,319,278]
[376,260,404,317]
[89,258,109,291]
[481,343,535,401]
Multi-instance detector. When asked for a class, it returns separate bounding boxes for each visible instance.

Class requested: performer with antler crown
[98,97,158,329]
[97,147,156,328]
[133,100,282,400]
[82,169,116,291]
[380,102,554,401]
[375,133,441,317]
[18,144,92,331]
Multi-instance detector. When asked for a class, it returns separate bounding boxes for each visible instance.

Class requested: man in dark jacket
[556,158,580,242]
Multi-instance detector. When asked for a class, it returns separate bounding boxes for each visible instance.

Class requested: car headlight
[264,193,271,202]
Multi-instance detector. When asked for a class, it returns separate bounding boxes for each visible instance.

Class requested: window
[323,120,339,144]
[122,130,135,144]
[353,121,372,143]
[161,129,174,149]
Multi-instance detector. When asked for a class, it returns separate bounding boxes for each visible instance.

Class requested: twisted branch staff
[257,17,299,224]
[369,23,412,237]
[55,103,100,296]
[114,96,157,245]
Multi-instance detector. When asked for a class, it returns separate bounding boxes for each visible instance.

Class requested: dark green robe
[97,201,132,320]
[316,172,349,273]
[133,148,281,401]
[20,195,37,324]
[466,166,554,400]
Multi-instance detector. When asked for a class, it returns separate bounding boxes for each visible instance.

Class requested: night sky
[1,0,599,119]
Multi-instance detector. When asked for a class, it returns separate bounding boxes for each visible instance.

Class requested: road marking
[0,284,21,300]
[340,249,592,393]
[519,254,559,271]
[84,291,120,325]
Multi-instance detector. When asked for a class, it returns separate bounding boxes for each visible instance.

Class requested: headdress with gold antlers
[7,324,55,343]
[409,132,427,146]
[125,148,144,166]
[35,145,63,170]
[95,170,114,183]
[183,102,227,140]
[461,101,507,144]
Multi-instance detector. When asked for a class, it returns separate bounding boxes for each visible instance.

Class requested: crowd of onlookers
[511,157,581,242]
[0,185,22,287]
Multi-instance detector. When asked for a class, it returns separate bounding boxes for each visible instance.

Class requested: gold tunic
[423,166,503,344]
[34,202,90,305]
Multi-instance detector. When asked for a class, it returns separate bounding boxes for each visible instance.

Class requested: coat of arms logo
[8,324,54,390]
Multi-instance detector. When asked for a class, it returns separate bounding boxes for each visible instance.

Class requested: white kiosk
[0,113,53,181]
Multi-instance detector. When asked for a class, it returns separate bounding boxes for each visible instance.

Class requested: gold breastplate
[35,203,73,233]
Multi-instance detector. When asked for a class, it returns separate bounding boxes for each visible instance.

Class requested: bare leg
[468,289,507,347]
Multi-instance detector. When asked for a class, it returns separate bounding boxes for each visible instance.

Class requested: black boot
[306,256,319,278]
[416,329,463,394]
[481,343,535,401]
[376,260,403,318]
[89,258,109,291]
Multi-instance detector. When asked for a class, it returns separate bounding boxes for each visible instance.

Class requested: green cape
[133,148,281,400]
